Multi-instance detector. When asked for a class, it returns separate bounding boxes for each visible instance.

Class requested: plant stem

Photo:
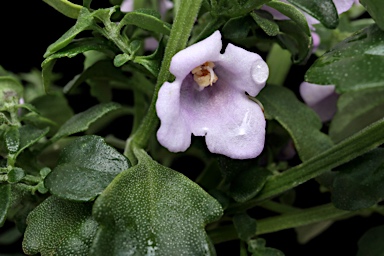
[125,0,203,158]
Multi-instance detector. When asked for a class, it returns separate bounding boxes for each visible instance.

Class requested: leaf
[287,0,338,29]
[0,76,23,102]
[229,167,271,203]
[51,102,121,142]
[42,0,82,19]
[118,9,172,35]
[305,24,384,93]
[0,184,11,227]
[23,196,98,256]
[8,168,25,184]
[222,16,252,39]
[357,225,384,256]
[91,149,223,255]
[360,0,384,30]
[45,135,130,201]
[257,85,334,161]
[17,125,50,157]
[250,10,279,37]
[133,38,166,77]
[42,37,118,91]
[5,126,20,154]
[248,238,284,256]
[331,148,384,211]
[329,87,384,143]
[233,213,257,241]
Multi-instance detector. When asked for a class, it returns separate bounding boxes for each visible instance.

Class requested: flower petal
[217,44,269,97]
[169,31,222,79]
[120,0,133,12]
[156,81,191,152]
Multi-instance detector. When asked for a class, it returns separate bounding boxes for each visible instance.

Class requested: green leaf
[229,167,271,203]
[287,0,338,29]
[17,125,50,157]
[8,168,25,183]
[258,85,334,161]
[44,8,94,57]
[248,238,284,256]
[250,10,280,37]
[23,196,98,256]
[0,76,23,102]
[222,16,252,39]
[91,149,223,255]
[0,184,11,227]
[45,135,130,201]
[42,37,118,91]
[331,148,384,211]
[51,102,121,142]
[42,0,82,19]
[133,39,166,77]
[118,9,171,35]
[329,87,384,143]
[360,0,384,30]
[5,126,20,154]
[233,213,257,241]
[357,225,384,256]
[305,24,384,93]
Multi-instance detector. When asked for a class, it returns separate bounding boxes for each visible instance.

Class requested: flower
[299,82,338,122]
[156,31,269,159]
[120,0,173,17]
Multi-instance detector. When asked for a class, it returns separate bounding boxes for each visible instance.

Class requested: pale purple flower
[120,0,173,17]
[299,82,338,122]
[120,0,133,12]
[156,31,269,159]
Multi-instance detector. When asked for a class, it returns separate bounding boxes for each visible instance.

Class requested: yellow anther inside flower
[191,61,218,89]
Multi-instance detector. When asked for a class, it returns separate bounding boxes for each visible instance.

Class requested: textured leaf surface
[0,76,23,101]
[0,184,11,227]
[51,102,121,141]
[233,213,257,241]
[258,85,333,161]
[45,135,130,201]
[91,149,223,255]
[17,125,49,157]
[331,148,384,210]
[360,0,384,30]
[306,24,384,93]
[23,196,98,256]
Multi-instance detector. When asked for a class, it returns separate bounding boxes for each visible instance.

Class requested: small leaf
[287,0,338,29]
[331,148,384,211]
[113,53,130,67]
[91,149,223,255]
[233,213,257,241]
[8,168,25,183]
[5,126,20,154]
[17,125,50,157]
[305,24,384,93]
[23,196,98,256]
[329,87,384,143]
[258,85,334,161]
[133,38,165,77]
[51,102,121,142]
[0,76,23,102]
[248,238,285,256]
[222,16,252,39]
[118,9,172,35]
[360,0,384,30]
[0,184,11,227]
[251,10,279,37]
[42,0,82,19]
[357,225,384,256]
[45,135,130,201]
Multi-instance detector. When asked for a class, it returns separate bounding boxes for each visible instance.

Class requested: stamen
[192,61,218,89]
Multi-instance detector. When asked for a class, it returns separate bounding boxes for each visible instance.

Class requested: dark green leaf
[42,0,82,19]
[42,38,118,91]
[44,7,94,57]
[133,38,165,77]
[229,167,271,203]
[331,148,384,210]
[233,213,257,241]
[5,126,20,154]
[258,85,334,161]
[0,76,23,102]
[17,125,50,157]
[357,225,384,256]
[287,0,338,29]
[23,196,98,256]
[248,238,284,256]
[7,168,25,184]
[305,24,384,93]
[360,0,384,30]
[45,135,130,201]
[51,102,121,142]
[0,184,11,227]
[251,10,280,36]
[118,9,171,35]
[91,149,223,255]
[329,87,384,143]
[222,16,252,39]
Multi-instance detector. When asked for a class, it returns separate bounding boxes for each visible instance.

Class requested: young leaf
[233,213,257,241]
[331,148,384,211]
[357,225,384,256]
[45,135,130,201]
[257,85,334,161]
[305,24,384,93]
[0,184,11,227]
[5,126,20,154]
[42,0,82,19]
[91,149,223,255]
[287,0,338,29]
[17,125,50,157]
[23,196,98,256]
[329,87,384,143]
[0,76,23,102]
[360,0,384,30]
[51,102,121,142]
[250,10,280,37]
[248,238,284,256]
